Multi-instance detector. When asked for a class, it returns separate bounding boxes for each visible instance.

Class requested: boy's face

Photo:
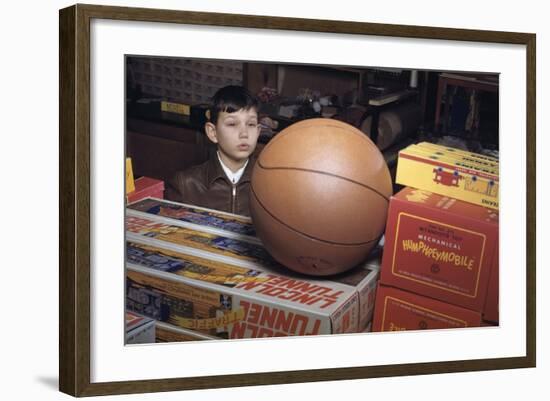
[205,108,260,169]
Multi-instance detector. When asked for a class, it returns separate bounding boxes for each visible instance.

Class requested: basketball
[249,118,393,276]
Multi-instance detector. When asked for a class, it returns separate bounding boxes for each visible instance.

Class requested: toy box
[410,142,498,172]
[126,177,165,204]
[155,321,217,342]
[412,142,498,169]
[127,200,383,331]
[125,311,156,344]
[372,284,482,332]
[125,199,382,340]
[380,187,498,312]
[126,157,135,194]
[125,211,275,269]
[396,142,499,209]
[331,253,380,330]
[125,237,379,340]
[127,198,257,237]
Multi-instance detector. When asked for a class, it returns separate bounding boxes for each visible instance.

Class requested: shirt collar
[206,153,253,187]
[217,152,249,184]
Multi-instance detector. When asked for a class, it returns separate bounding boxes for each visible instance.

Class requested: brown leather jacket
[165,156,254,216]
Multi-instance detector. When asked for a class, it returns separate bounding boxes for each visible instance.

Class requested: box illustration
[127,198,257,237]
[125,213,275,268]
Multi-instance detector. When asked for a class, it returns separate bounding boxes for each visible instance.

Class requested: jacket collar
[206,154,254,188]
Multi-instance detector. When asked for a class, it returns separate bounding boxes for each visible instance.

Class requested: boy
[166,85,261,216]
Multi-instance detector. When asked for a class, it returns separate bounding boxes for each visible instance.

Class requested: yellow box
[396,144,499,210]
[414,142,498,170]
[161,101,190,116]
[406,144,498,176]
[125,157,135,194]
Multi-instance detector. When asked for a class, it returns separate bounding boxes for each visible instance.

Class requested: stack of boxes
[125,198,381,343]
[373,142,499,332]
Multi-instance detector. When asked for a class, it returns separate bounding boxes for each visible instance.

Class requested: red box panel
[380,187,498,312]
[372,284,482,332]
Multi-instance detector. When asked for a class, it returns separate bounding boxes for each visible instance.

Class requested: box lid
[133,176,165,193]
[393,187,499,226]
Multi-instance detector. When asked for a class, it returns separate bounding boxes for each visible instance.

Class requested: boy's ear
[204,122,218,144]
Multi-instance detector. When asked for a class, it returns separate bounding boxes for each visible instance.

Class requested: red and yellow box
[127,177,165,204]
[396,142,499,209]
[372,284,482,332]
[380,187,499,313]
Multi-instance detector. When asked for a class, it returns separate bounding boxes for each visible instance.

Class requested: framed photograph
[59,4,536,397]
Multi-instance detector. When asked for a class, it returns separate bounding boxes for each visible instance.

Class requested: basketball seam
[250,185,382,247]
[264,119,378,149]
[256,161,391,203]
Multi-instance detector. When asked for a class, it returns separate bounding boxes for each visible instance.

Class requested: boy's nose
[239,124,249,137]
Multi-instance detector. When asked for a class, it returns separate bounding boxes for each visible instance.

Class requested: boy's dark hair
[209,85,258,124]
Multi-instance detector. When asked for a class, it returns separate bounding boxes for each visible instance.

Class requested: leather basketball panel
[257,118,392,198]
[251,165,388,244]
[249,189,377,276]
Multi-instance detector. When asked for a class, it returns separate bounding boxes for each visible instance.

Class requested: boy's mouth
[238,144,250,150]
